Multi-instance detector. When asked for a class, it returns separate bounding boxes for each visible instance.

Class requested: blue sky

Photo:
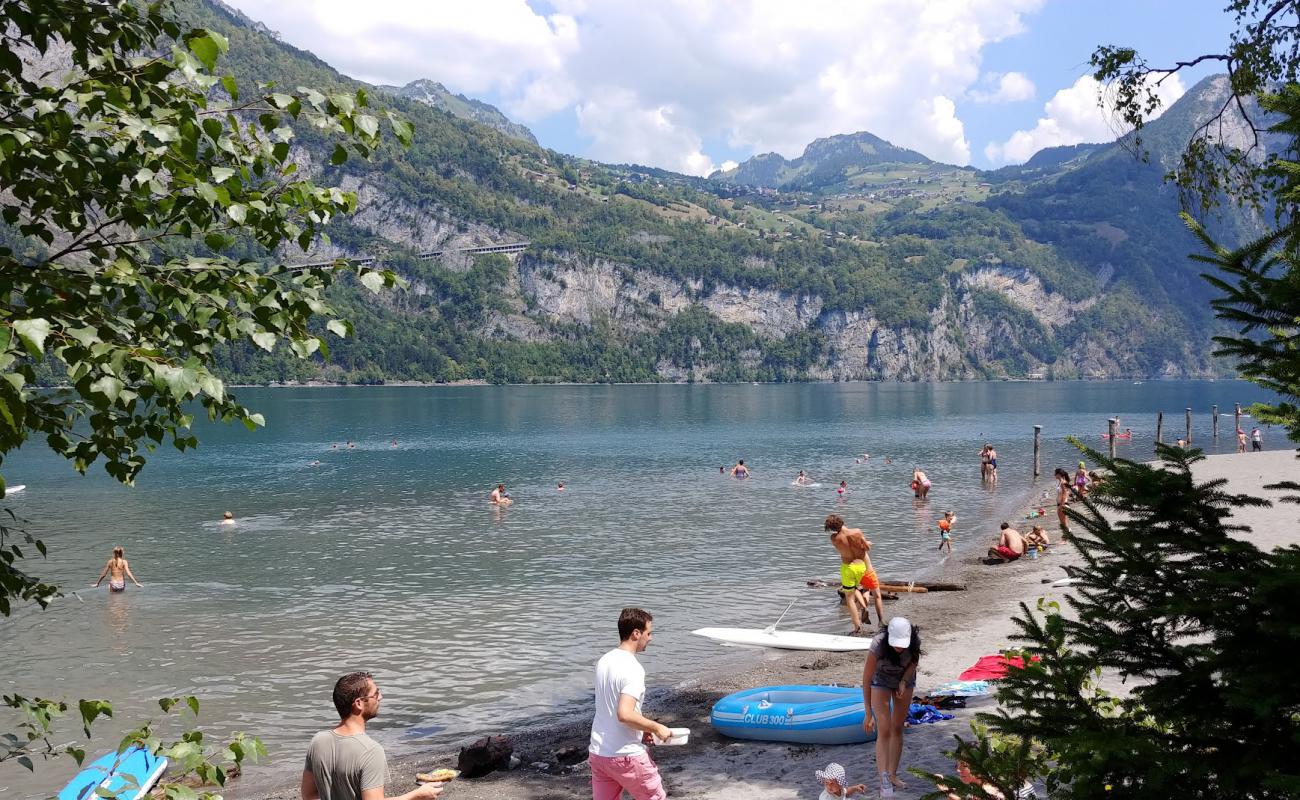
[225,1,1236,173]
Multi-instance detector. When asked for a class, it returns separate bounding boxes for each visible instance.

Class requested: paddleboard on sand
[58,746,167,800]
[692,627,873,652]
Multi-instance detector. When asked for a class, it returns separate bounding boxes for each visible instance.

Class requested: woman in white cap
[815,762,867,799]
[861,616,921,797]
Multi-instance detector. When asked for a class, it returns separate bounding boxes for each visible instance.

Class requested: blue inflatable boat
[711,685,876,745]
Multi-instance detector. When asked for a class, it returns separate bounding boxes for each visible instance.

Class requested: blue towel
[906,703,954,725]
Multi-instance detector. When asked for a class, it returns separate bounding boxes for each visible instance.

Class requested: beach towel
[958,654,1040,682]
[905,703,954,725]
[926,679,992,697]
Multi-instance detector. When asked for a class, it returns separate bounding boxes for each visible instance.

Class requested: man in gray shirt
[301,672,443,800]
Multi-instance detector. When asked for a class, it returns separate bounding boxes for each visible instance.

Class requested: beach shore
[234,449,1297,800]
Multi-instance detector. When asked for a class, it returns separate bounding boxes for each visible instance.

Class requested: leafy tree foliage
[0,0,408,794]
[1092,0,1300,210]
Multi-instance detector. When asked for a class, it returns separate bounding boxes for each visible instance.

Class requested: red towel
[958,654,1040,681]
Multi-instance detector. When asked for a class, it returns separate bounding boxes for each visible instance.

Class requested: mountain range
[59,1,1275,384]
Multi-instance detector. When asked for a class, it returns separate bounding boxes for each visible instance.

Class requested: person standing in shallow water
[94,546,141,592]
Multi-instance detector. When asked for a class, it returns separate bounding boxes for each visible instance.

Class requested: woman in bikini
[94,546,142,592]
[1054,468,1072,535]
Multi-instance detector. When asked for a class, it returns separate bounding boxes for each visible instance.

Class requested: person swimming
[838,480,848,496]
[557,482,565,491]
[731,460,750,479]
[220,511,235,525]
[794,470,812,486]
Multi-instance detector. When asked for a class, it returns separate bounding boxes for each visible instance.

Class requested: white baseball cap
[887,617,913,647]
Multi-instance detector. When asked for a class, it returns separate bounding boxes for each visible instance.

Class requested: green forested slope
[76,2,1249,383]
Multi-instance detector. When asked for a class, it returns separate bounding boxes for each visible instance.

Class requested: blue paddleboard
[58,746,168,800]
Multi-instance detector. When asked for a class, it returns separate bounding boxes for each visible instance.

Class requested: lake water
[0,381,1279,796]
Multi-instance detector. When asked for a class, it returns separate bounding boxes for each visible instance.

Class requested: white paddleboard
[6,485,24,494]
[692,627,873,652]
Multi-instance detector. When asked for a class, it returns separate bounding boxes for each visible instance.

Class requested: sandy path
[235,450,1298,800]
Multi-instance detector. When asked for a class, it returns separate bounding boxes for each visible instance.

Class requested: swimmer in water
[838,480,848,496]
[793,470,812,486]
[490,484,513,505]
[391,439,398,448]
[731,460,750,479]
[557,482,565,491]
[220,511,235,525]
[884,456,893,465]
[308,460,321,467]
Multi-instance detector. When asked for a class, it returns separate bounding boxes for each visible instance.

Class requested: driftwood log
[880,580,967,592]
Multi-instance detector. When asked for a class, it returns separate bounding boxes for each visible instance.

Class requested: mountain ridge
[374,78,539,145]
[72,1,1254,384]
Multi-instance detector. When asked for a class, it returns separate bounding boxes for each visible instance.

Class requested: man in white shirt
[589,607,673,800]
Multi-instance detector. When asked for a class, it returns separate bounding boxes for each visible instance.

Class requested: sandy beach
[236,449,1298,800]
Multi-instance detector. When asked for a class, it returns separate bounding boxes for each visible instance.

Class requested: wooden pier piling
[1033,425,1041,477]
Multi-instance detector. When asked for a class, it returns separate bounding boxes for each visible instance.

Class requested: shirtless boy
[489,484,512,505]
[825,514,886,634]
[94,546,142,591]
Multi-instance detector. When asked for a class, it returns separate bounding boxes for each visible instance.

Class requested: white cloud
[223,0,1046,175]
[969,71,1036,104]
[984,73,1186,165]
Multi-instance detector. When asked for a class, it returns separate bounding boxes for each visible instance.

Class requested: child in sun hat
[816,762,867,800]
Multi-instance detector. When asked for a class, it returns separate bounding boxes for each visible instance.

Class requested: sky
[220,0,1236,175]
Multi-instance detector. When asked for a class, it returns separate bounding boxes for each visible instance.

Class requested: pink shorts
[589,751,666,800]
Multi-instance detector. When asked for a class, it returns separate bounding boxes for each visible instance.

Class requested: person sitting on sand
[94,546,142,591]
[794,470,812,486]
[1025,525,1050,550]
[911,468,932,500]
[815,762,867,800]
[731,459,750,479]
[935,761,1031,800]
[937,511,956,554]
[988,522,1026,562]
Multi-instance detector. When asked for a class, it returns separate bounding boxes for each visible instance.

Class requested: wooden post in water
[1235,402,1242,437]
[1186,407,1193,444]
[1108,417,1118,459]
[1212,405,1219,439]
[1033,425,1041,477]
[1156,411,1164,445]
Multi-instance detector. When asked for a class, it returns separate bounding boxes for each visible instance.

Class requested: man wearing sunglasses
[302,672,443,800]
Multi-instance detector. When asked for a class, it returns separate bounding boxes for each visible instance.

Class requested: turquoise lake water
[0,381,1280,795]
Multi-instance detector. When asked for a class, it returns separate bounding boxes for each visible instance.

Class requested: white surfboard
[6,485,24,494]
[692,627,873,652]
